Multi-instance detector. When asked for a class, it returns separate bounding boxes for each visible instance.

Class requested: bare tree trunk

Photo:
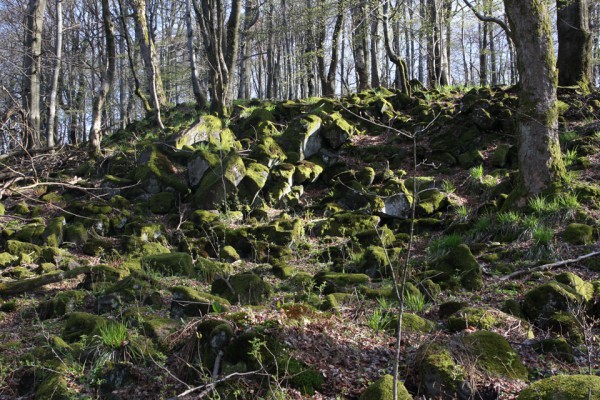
[503,0,565,206]
[22,0,47,149]
[130,0,167,109]
[382,0,410,94]
[351,0,370,90]
[370,0,381,87]
[46,0,63,148]
[557,0,592,89]
[89,0,117,155]
[322,0,345,96]
[479,17,488,85]
[185,0,207,107]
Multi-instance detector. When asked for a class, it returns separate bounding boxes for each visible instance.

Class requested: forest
[0,0,600,399]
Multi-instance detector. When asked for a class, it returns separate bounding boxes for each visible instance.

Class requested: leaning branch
[501,251,600,280]
[462,0,512,41]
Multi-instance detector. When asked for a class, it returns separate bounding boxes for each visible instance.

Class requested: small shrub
[368,307,393,333]
[469,165,484,180]
[563,148,578,167]
[532,226,554,246]
[404,290,427,313]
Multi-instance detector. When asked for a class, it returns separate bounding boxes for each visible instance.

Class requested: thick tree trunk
[22,0,47,149]
[504,0,565,206]
[185,0,207,107]
[130,0,168,109]
[46,0,63,148]
[556,0,592,89]
[89,0,117,155]
[351,0,370,91]
[370,0,380,88]
[382,0,410,95]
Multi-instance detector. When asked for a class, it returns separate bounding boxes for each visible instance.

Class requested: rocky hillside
[1,86,600,399]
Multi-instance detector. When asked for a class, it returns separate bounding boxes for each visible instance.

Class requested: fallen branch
[500,251,600,280]
[169,369,263,399]
[0,265,121,296]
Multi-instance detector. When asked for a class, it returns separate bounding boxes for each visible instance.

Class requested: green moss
[211,273,272,305]
[35,373,74,400]
[277,114,323,162]
[250,136,287,166]
[63,222,88,246]
[522,281,583,321]
[6,240,42,258]
[238,161,270,202]
[219,245,240,262]
[169,286,230,318]
[417,342,464,398]
[548,311,584,344]
[434,244,483,291]
[148,192,175,214]
[133,146,189,194]
[0,202,4,215]
[317,213,381,237]
[14,202,30,215]
[14,223,45,243]
[458,330,528,380]
[517,374,600,400]
[447,307,500,332]
[314,272,370,294]
[141,252,195,277]
[389,313,437,334]
[555,272,594,301]
[38,290,88,320]
[532,337,574,362]
[562,223,593,245]
[359,374,412,400]
[42,217,65,247]
[62,312,107,342]
[0,252,17,268]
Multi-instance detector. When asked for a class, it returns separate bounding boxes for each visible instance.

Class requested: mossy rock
[211,273,272,305]
[35,373,74,400]
[361,245,399,278]
[0,202,4,215]
[492,144,512,168]
[562,223,593,245]
[417,188,447,215]
[238,161,270,203]
[187,147,221,188]
[64,222,88,245]
[148,192,176,214]
[532,337,574,362]
[547,311,584,344]
[14,223,45,243]
[125,238,171,257]
[522,281,583,322]
[555,272,594,301]
[219,245,240,262]
[196,257,233,283]
[141,252,195,277]
[250,136,287,167]
[321,111,354,149]
[6,240,42,259]
[433,244,483,291]
[416,342,468,400]
[133,146,189,194]
[14,201,30,215]
[354,226,396,247]
[447,307,532,339]
[169,286,230,318]
[62,312,108,342]
[42,217,65,247]
[389,313,438,334]
[142,317,181,345]
[0,252,17,268]
[455,330,528,380]
[517,374,600,400]
[192,151,246,209]
[277,114,323,162]
[316,213,381,237]
[104,275,154,302]
[438,301,469,319]
[38,290,88,320]
[282,356,325,395]
[314,272,370,294]
[293,160,324,184]
[359,374,412,400]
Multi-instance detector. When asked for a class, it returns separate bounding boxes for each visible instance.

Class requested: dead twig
[500,250,600,280]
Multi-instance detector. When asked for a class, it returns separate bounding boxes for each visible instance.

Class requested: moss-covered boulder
[250,136,287,167]
[171,115,233,150]
[359,374,412,400]
[134,146,188,194]
[321,112,354,149]
[0,252,17,268]
[192,151,246,209]
[294,160,324,184]
[38,290,88,320]
[316,212,381,237]
[211,273,272,305]
[42,217,65,247]
[314,272,370,294]
[548,311,584,344]
[141,317,181,345]
[62,312,108,342]
[238,161,270,203]
[277,114,323,162]
[187,147,220,188]
[456,331,528,380]
[35,373,74,400]
[532,337,574,362]
[389,313,438,334]
[141,252,195,277]
[555,272,594,301]
[14,222,45,243]
[148,192,176,214]
[416,342,469,400]
[64,222,88,246]
[170,286,230,318]
[517,374,600,400]
[562,223,593,245]
[432,244,483,291]
[447,307,532,339]
[522,281,583,322]
[417,188,447,215]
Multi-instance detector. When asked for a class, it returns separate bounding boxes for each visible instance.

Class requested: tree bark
[351,0,370,91]
[46,0,63,148]
[556,0,592,89]
[130,0,168,109]
[89,0,117,155]
[382,0,410,95]
[185,0,207,107]
[22,0,47,149]
[503,0,565,206]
